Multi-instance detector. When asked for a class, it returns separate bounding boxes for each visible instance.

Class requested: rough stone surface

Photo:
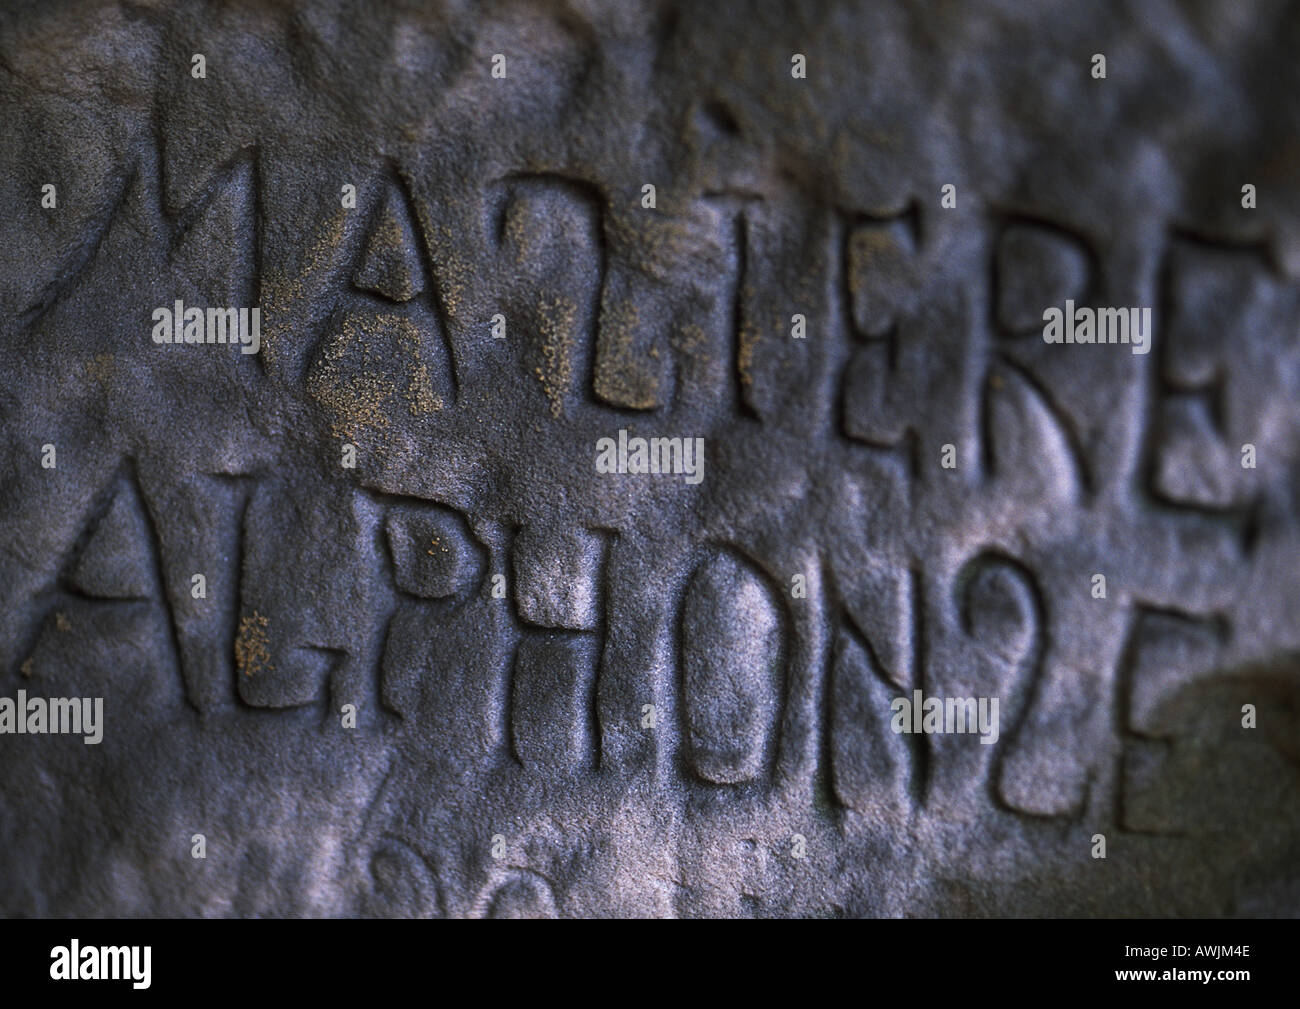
[1,0,1299,918]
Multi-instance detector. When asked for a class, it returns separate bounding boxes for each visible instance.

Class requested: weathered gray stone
[1,0,1299,919]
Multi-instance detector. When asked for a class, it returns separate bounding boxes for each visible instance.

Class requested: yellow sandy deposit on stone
[413,195,469,321]
[849,226,913,296]
[368,205,418,300]
[235,612,273,677]
[84,353,115,387]
[672,322,707,355]
[737,283,758,388]
[594,299,659,409]
[671,322,708,381]
[607,210,700,283]
[796,272,820,315]
[260,212,348,371]
[308,342,394,441]
[504,200,532,262]
[395,318,443,417]
[54,612,70,631]
[405,360,440,417]
[308,313,442,438]
[669,322,711,391]
[535,295,577,417]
